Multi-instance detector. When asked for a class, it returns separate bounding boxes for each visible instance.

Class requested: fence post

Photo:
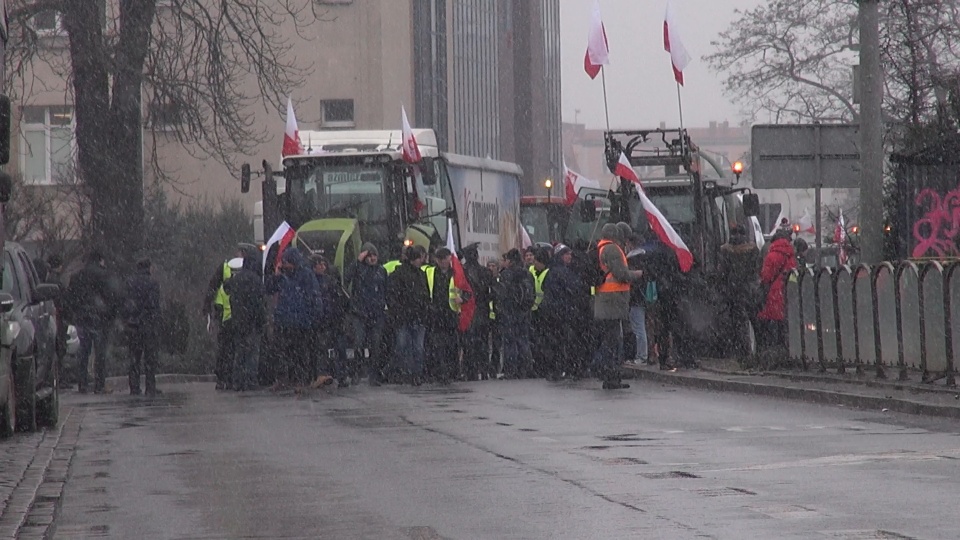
[945,262,959,387]
[894,262,915,381]
[815,267,831,373]
[918,262,938,382]
[852,264,869,376]
[872,263,893,380]
[834,266,846,374]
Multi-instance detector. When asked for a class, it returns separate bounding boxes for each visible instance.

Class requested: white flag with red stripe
[263,221,296,274]
[401,105,422,163]
[834,209,848,264]
[663,0,691,86]
[613,152,694,272]
[446,219,475,333]
[562,161,600,206]
[797,208,816,234]
[584,0,609,80]
[282,97,303,157]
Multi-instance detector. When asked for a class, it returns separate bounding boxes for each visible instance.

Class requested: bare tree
[5,0,323,265]
[706,0,960,127]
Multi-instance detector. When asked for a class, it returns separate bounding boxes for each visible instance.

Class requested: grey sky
[560,0,766,129]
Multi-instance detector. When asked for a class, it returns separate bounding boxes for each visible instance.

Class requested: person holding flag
[423,247,461,383]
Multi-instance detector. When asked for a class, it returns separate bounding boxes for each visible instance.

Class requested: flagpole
[600,68,611,132]
[675,81,686,157]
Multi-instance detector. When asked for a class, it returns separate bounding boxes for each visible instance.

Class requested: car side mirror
[0,171,11,204]
[241,163,251,194]
[0,292,13,313]
[0,95,10,165]
[33,283,60,303]
[742,193,760,217]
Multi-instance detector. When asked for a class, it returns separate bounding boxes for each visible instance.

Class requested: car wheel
[14,355,36,433]
[36,354,59,428]
[0,368,15,438]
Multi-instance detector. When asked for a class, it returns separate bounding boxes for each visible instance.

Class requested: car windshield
[521,206,552,244]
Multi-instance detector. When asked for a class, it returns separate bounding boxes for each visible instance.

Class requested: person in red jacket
[757,229,797,352]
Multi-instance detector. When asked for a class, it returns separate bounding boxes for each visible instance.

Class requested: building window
[21,106,74,185]
[321,99,355,129]
[148,98,182,131]
[32,11,63,36]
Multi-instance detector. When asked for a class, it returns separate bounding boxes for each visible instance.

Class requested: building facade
[8,0,563,232]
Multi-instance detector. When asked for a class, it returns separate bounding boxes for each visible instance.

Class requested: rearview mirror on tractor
[241,163,251,193]
[742,193,760,217]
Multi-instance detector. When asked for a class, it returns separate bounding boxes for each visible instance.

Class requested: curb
[624,365,960,420]
[103,374,217,388]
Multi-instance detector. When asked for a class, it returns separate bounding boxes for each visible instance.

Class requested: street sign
[751,124,861,189]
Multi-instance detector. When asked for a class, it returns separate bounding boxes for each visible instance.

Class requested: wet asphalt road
[53,379,960,540]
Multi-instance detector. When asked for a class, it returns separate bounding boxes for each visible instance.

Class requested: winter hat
[554,244,572,258]
[615,222,633,242]
[504,248,523,265]
[360,242,379,258]
[600,223,622,243]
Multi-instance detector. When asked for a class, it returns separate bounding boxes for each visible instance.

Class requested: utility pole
[859,0,884,264]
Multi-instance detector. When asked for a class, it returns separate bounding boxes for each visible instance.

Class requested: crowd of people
[202,219,796,393]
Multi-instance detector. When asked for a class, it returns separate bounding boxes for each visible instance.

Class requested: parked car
[0,242,61,436]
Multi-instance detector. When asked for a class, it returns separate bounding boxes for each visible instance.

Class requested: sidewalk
[623,359,960,419]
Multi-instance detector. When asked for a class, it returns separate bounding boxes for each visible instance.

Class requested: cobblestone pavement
[0,407,82,540]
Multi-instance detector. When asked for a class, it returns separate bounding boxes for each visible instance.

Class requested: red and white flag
[834,209,848,264]
[263,221,296,274]
[562,161,601,206]
[663,0,691,86]
[584,0,610,80]
[797,208,816,234]
[401,105,422,163]
[446,219,475,333]
[282,97,303,157]
[520,222,533,249]
[613,151,694,272]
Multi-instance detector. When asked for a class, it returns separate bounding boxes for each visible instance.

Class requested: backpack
[584,243,607,288]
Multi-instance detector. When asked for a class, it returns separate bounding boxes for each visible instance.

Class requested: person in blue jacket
[265,248,321,387]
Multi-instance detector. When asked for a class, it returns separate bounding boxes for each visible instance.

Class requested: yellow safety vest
[489,300,496,320]
[424,266,461,312]
[213,262,232,322]
[530,266,549,311]
[383,260,401,275]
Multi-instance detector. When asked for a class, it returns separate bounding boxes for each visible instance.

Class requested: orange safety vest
[596,239,631,293]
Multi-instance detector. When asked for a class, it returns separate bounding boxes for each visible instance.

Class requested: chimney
[659,121,666,130]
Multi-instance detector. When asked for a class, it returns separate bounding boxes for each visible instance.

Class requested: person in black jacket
[224,253,266,391]
[64,251,120,394]
[718,225,761,357]
[343,242,388,386]
[424,248,458,384]
[310,254,349,388]
[122,258,162,396]
[264,248,321,387]
[494,248,534,379]
[387,245,430,385]
[539,244,585,381]
[461,243,493,381]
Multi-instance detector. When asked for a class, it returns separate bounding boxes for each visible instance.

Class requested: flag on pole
[663,0,691,86]
[612,152,694,272]
[584,0,610,80]
[446,219,475,333]
[834,209,848,264]
[401,105,422,163]
[282,97,303,157]
[520,222,533,249]
[263,221,296,274]
[797,208,816,234]
[562,162,601,206]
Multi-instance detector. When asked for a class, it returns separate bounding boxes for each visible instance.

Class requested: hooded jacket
[758,237,796,321]
[343,257,388,320]
[64,261,120,328]
[718,232,761,297]
[387,261,430,325]
[224,255,266,332]
[539,252,587,321]
[462,247,492,322]
[494,263,534,320]
[122,267,161,331]
[265,249,321,328]
[595,223,638,320]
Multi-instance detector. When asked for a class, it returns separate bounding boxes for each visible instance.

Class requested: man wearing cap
[344,242,388,386]
[204,243,260,390]
[594,223,644,390]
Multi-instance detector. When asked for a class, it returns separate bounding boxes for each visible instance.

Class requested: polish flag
[613,152,694,272]
[520,222,533,249]
[663,0,691,86]
[446,219,475,333]
[797,208,816,234]
[263,221,296,274]
[282,97,303,157]
[834,209,848,264]
[401,105,422,163]
[563,162,600,206]
[584,0,609,80]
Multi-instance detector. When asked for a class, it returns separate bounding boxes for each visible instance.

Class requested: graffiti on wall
[912,186,960,258]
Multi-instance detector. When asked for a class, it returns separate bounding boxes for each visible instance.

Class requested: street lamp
[731,161,744,185]
[544,178,553,203]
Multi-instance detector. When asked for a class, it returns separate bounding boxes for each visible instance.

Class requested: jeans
[595,319,624,383]
[394,324,426,376]
[126,327,158,394]
[77,325,109,392]
[352,315,385,382]
[500,315,532,377]
[629,305,648,362]
[216,320,235,387]
[233,329,261,390]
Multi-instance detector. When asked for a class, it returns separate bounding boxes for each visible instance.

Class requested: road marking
[710,448,960,472]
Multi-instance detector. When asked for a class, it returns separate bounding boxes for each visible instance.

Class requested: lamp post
[544,178,553,203]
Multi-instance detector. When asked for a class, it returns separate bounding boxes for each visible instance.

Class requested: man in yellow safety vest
[204,243,259,390]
